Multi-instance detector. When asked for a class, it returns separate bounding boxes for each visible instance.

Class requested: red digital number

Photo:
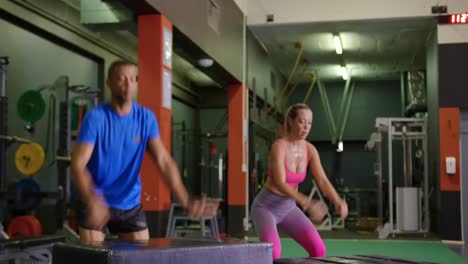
[447,13,468,24]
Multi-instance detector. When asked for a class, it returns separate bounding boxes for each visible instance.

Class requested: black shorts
[75,201,148,234]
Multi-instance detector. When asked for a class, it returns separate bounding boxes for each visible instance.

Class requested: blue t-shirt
[77,102,160,210]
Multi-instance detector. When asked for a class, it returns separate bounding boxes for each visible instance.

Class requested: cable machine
[367,117,429,238]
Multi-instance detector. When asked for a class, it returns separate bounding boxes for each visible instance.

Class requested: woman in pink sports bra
[251,103,348,259]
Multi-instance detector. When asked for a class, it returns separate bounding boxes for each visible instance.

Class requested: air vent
[207,0,221,34]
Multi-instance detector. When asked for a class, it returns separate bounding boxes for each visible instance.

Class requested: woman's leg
[279,207,326,257]
[251,206,282,259]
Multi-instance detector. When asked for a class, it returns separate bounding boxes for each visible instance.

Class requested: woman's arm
[308,143,348,218]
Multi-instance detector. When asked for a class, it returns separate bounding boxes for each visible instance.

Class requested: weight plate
[15,142,45,176]
[14,178,42,213]
[7,215,42,238]
[17,90,46,123]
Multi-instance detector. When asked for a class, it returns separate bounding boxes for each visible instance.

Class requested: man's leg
[79,227,106,244]
[75,200,107,243]
[108,204,149,241]
[118,229,149,240]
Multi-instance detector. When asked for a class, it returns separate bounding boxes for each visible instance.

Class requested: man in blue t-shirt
[71,60,208,243]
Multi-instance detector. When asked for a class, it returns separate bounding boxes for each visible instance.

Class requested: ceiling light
[337,141,344,152]
[334,35,343,55]
[197,58,214,68]
[341,66,349,80]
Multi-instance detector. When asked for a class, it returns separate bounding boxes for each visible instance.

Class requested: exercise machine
[366,117,429,238]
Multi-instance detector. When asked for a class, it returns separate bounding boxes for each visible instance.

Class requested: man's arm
[146,137,190,208]
[71,143,109,228]
[71,143,96,204]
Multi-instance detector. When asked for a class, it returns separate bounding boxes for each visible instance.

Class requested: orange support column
[439,107,461,191]
[227,83,248,237]
[137,14,173,237]
[439,107,462,241]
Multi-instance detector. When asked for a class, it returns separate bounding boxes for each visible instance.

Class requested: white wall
[247,0,468,25]
[233,0,248,15]
[438,24,468,44]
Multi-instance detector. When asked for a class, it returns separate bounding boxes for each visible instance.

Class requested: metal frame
[317,80,337,144]
[317,79,356,146]
[374,117,429,238]
[0,244,53,264]
[165,203,221,241]
[0,63,80,242]
[0,57,7,97]
[0,57,8,239]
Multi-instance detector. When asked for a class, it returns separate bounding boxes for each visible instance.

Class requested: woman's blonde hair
[284,103,311,134]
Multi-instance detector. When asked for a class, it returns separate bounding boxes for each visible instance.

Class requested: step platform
[0,234,65,264]
[274,255,436,264]
[53,238,272,264]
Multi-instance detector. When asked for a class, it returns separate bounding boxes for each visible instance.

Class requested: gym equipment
[0,57,8,238]
[277,60,308,110]
[0,177,62,214]
[0,135,30,144]
[302,73,317,103]
[15,142,45,176]
[366,118,429,238]
[267,42,304,116]
[55,77,98,240]
[0,234,65,264]
[166,199,221,239]
[7,215,42,238]
[0,59,66,248]
[316,78,355,146]
[317,80,338,144]
[17,90,46,123]
[71,96,91,132]
[13,178,42,213]
[53,238,272,264]
[405,71,427,116]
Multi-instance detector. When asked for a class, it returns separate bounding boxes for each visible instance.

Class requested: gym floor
[244,229,468,264]
[275,238,467,264]
[176,223,467,263]
[445,243,468,262]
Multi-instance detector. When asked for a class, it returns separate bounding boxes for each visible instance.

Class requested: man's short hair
[107,60,136,79]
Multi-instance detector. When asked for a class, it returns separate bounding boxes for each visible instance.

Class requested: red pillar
[439,107,460,191]
[137,14,173,237]
[227,83,248,237]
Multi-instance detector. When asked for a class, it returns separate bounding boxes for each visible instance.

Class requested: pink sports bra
[268,142,309,188]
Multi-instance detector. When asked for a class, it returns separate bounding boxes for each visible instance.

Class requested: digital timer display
[439,13,468,24]
[450,13,468,24]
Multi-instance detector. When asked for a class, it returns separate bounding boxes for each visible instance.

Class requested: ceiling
[172,52,221,87]
[249,17,436,82]
[63,0,220,88]
[66,0,436,84]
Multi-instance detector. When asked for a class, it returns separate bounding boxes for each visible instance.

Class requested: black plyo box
[53,238,272,264]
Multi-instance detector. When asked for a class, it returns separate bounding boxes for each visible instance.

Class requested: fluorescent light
[198,58,214,68]
[334,35,343,55]
[337,141,344,152]
[341,66,349,80]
